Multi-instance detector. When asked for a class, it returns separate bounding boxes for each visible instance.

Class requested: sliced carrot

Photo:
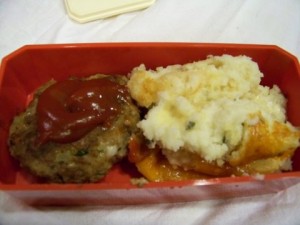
[135,150,210,182]
[128,134,152,163]
[128,136,210,182]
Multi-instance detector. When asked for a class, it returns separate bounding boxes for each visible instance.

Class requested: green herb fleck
[186,121,196,130]
[75,149,89,157]
[222,136,226,143]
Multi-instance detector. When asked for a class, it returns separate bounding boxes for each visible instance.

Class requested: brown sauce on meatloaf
[37,77,129,145]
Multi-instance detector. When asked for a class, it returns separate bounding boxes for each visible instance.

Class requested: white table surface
[1,0,300,224]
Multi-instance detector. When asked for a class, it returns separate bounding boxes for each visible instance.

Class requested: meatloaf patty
[8,74,140,183]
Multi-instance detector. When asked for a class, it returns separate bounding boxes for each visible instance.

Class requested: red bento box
[0,43,300,206]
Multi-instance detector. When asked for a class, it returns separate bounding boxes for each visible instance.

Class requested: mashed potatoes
[128,55,300,175]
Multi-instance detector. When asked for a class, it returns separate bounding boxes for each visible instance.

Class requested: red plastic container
[0,43,300,206]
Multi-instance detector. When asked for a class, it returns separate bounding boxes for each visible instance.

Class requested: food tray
[0,43,300,206]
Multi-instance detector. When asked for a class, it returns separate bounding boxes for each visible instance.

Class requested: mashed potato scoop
[128,55,300,181]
